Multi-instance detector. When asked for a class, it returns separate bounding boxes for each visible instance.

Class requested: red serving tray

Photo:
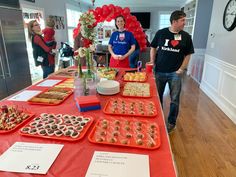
[54,78,74,89]
[121,83,152,98]
[123,72,148,82]
[20,113,94,142]
[103,98,157,117]
[27,88,73,106]
[0,111,35,134]
[88,117,161,150]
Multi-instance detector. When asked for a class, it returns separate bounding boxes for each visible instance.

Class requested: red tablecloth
[0,69,177,177]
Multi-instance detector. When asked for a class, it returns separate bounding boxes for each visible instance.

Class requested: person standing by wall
[149,10,194,133]
[28,20,55,78]
[108,15,135,68]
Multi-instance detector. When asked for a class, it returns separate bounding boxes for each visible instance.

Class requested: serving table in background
[0,68,177,177]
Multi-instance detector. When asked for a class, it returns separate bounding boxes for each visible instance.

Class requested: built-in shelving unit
[183,0,197,35]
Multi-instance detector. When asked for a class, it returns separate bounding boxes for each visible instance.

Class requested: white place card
[85,151,150,177]
[36,79,62,87]
[8,90,41,101]
[0,142,63,174]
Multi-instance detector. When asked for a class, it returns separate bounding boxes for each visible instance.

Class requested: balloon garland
[73,4,147,51]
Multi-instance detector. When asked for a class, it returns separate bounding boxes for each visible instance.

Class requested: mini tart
[55,114,63,118]
[83,117,91,123]
[38,129,47,136]
[55,130,63,136]
[80,121,87,126]
[29,128,37,135]
[34,117,41,121]
[64,130,72,136]
[40,113,48,118]
[76,116,83,122]
[21,127,31,133]
[75,126,83,132]
[63,114,70,120]
[70,131,80,138]
[108,137,117,143]
[48,114,55,119]
[96,136,105,142]
[136,139,143,145]
[72,121,81,126]
[51,124,58,130]
[121,139,129,145]
[64,120,72,125]
[46,129,54,136]
[29,121,38,127]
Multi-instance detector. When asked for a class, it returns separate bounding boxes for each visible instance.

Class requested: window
[66,7,82,46]
[159,13,171,29]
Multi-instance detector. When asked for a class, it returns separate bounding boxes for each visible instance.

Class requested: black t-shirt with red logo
[150,28,194,72]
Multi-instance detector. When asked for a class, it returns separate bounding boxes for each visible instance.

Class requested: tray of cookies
[123,72,147,82]
[28,87,73,105]
[88,117,161,150]
[0,105,34,133]
[103,98,157,117]
[122,82,151,98]
[54,78,74,89]
[20,113,94,141]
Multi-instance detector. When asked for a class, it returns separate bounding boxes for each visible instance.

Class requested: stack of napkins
[75,95,101,112]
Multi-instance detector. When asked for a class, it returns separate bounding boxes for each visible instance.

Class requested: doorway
[21,5,45,83]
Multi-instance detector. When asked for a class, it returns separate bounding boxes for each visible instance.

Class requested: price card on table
[36,79,63,87]
[85,151,150,177]
[0,142,63,174]
[8,90,41,101]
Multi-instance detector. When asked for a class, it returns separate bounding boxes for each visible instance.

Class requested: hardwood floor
[162,75,236,177]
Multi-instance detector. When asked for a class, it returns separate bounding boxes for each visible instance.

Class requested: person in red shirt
[42,17,56,47]
[28,20,55,78]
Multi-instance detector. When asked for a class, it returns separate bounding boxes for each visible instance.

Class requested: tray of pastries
[28,87,73,105]
[97,67,118,80]
[103,98,157,117]
[54,78,74,89]
[0,105,34,133]
[52,68,77,78]
[123,72,147,82]
[122,82,151,98]
[20,113,94,141]
[88,117,161,150]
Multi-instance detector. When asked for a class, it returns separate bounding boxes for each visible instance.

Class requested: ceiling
[77,0,188,8]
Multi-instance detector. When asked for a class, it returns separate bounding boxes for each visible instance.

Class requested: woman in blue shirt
[108,15,136,68]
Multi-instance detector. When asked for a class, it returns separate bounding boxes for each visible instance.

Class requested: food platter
[88,117,161,150]
[20,113,94,141]
[0,105,34,133]
[28,87,73,105]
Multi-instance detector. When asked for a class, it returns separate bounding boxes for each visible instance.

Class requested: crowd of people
[28,10,194,133]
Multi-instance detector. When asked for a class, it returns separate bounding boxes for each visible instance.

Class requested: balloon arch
[73,4,147,51]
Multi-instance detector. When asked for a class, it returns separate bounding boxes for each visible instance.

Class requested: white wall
[19,0,90,46]
[200,0,236,124]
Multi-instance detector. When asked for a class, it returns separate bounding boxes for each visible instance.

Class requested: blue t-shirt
[109,30,135,55]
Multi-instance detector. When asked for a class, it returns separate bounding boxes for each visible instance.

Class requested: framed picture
[103,28,112,39]
[49,15,65,30]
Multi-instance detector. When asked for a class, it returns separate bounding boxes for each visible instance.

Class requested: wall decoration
[49,15,65,30]
[103,28,112,39]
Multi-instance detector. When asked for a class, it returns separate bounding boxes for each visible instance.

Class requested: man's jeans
[41,65,55,79]
[155,71,182,125]
[129,49,140,68]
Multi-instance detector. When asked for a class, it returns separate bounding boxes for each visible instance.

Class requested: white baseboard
[200,54,236,124]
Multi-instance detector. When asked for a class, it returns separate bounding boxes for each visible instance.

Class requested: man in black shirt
[149,10,194,133]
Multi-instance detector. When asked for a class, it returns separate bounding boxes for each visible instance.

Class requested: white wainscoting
[187,49,205,83]
[200,54,236,124]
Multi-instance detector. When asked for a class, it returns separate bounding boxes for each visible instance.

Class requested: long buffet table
[0,68,177,177]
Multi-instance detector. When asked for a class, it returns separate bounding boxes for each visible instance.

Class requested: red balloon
[123,7,130,16]
[95,7,102,15]
[131,16,137,21]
